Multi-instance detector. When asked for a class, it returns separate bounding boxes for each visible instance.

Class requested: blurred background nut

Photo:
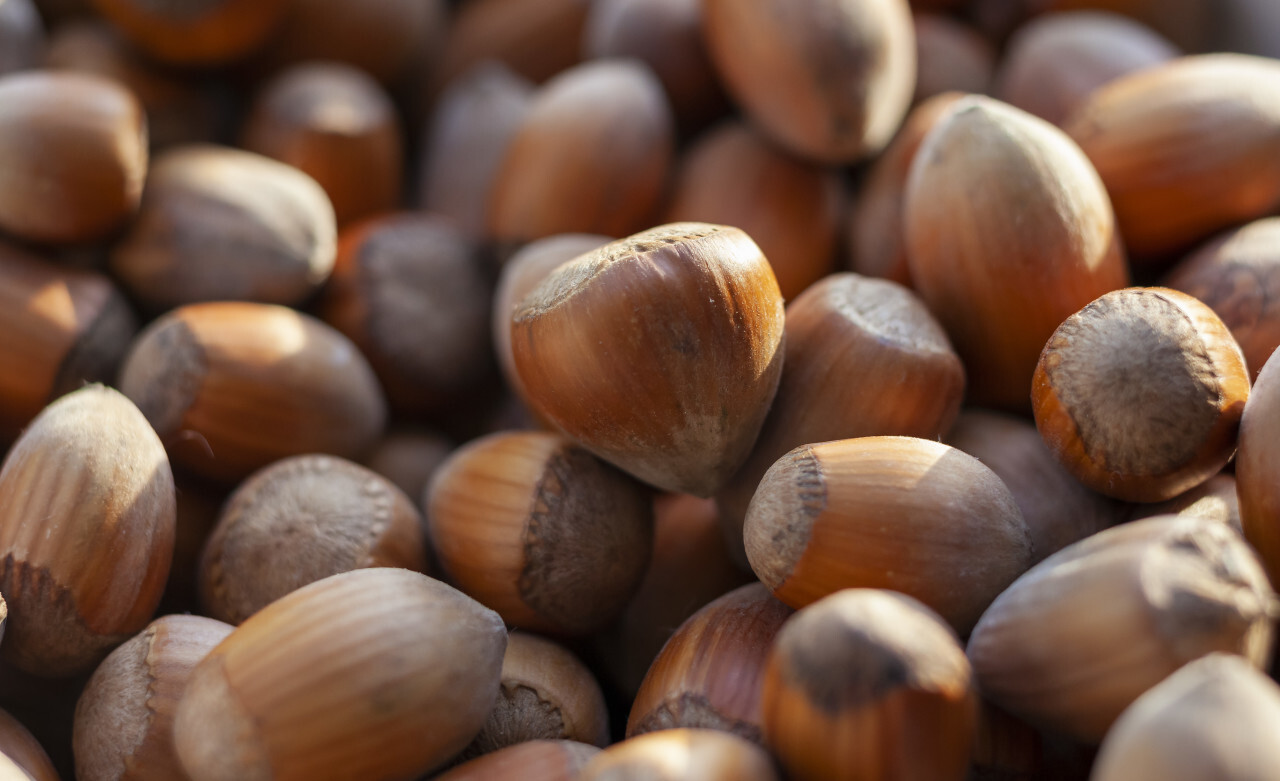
[663,120,844,302]
[761,589,977,781]
[242,62,402,228]
[487,59,674,247]
[73,615,233,781]
[109,144,337,311]
[0,0,43,76]
[436,0,591,89]
[967,516,1277,742]
[717,273,965,567]
[911,13,995,103]
[0,241,137,445]
[628,583,790,743]
[1163,218,1280,380]
[994,11,1180,127]
[579,729,778,781]
[117,301,386,484]
[426,430,653,637]
[702,0,915,164]
[199,455,427,625]
[904,94,1129,411]
[172,569,508,781]
[744,436,1033,635]
[361,428,453,514]
[460,631,608,758]
[0,386,174,677]
[0,70,146,245]
[1032,287,1249,503]
[319,213,494,418]
[87,0,289,66]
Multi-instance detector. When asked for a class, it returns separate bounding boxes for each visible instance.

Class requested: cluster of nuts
[1,0,1280,779]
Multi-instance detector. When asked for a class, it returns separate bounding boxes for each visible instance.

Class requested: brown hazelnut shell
[579,729,778,781]
[432,740,600,781]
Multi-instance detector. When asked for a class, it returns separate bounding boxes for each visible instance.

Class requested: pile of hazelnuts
[1,0,1279,779]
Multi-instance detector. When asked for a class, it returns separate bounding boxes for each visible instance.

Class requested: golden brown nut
[488,59,674,246]
[88,0,288,65]
[172,569,508,781]
[461,632,608,758]
[418,63,532,239]
[320,213,493,416]
[511,223,785,497]
[0,70,146,245]
[74,615,234,781]
[199,455,427,625]
[0,385,174,677]
[436,0,591,88]
[1032,287,1249,503]
[109,144,336,311]
[433,740,600,781]
[579,729,778,781]
[904,94,1129,410]
[1092,654,1280,781]
[1064,54,1280,259]
[761,589,977,781]
[744,436,1032,635]
[664,120,843,301]
[1164,218,1280,380]
[628,583,790,743]
[117,301,386,484]
[1237,346,1280,585]
[717,273,965,565]
[702,0,915,163]
[1128,473,1240,531]
[0,241,136,443]
[967,516,1276,743]
[426,430,653,636]
[947,409,1122,563]
[995,11,1179,127]
[242,63,401,227]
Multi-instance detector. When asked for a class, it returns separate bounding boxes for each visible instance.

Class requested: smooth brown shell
[433,741,600,781]
[579,729,778,781]
[1237,344,1280,585]
[88,0,289,65]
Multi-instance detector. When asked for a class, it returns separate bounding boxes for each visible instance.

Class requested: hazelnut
[87,0,289,65]
[418,63,533,239]
[1092,654,1280,781]
[73,615,234,781]
[912,13,995,104]
[426,430,652,636]
[436,0,591,88]
[628,582,791,743]
[433,740,599,781]
[967,516,1277,742]
[0,708,58,781]
[579,729,778,781]
[0,70,146,245]
[0,0,41,76]
[1128,473,1241,531]
[1237,345,1280,585]
[904,94,1129,410]
[702,0,915,163]
[1163,217,1280,380]
[117,301,387,484]
[0,753,35,781]
[994,11,1180,127]
[1064,54,1280,259]
[846,91,963,287]
[0,240,137,443]
[1032,287,1249,503]
[761,589,977,781]
[488,59,674,246]
[319,213,493,416]
[663,120,844,301]
[461,631,608,758]
[0,385,175,677]
[589,493,752,699]
[582,0,729,133]
[109,144,336,311]
[717,273,965,566]
[744,436,1032,635]
[199,454,427,625]
[947,409,1122,563]
[172,569,507,781]
[511,223,785,497]
[242,63,402,227]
